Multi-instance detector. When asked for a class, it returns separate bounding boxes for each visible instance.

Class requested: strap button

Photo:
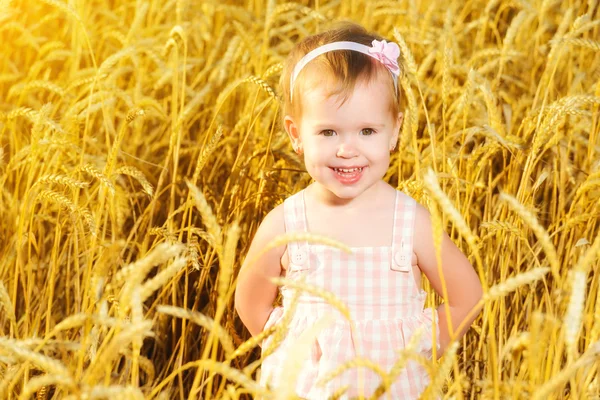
[392,250,410,272]
[394,251,408,265]
[293,250,307,265]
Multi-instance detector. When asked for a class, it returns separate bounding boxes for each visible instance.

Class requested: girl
[235,22,483,399]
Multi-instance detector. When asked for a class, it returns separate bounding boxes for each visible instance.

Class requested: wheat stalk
[84,385,145,399]
[2,1,600,398]
[421,341,459,398]
[260,291,301,363]
[499,192,561,281]
[392,28,417,76]
[191,125,224,183]
[76,164,116,196]
[564,270,587,350]
[20,374,73,400]
[111,242,185,288]
[423,169,479,249]
[317,356,389,391]
[484,267,550,301]
[137,256,188,302]
[480,220,525,237]
[34,174,89,190]
[217,221,241,308]
[0,338,74,383]
[531,342,600,400]
[271,277,351,321]
[369,328,424,399]
[244,76,277,100]
[157,305,235,356]
[561,37,600,52]
[499,332,530,361]
[228,323,277,361]
[275,314,333,400]
[186,179,222,243]
[0,280,16,326]
[187,235,201,271]
[83,321,153,383]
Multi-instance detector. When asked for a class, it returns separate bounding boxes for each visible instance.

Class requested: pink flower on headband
[368,39,400,76]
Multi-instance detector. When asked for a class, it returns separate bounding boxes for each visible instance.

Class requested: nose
[336,137,358,158]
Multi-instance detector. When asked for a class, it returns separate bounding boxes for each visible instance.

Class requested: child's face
[285,74,402,201]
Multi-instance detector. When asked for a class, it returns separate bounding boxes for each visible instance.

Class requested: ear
[284,115,303,153]
[390,111,403,151]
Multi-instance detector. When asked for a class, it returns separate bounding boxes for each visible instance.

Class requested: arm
[234,204,286,337]
[413,203,483,355]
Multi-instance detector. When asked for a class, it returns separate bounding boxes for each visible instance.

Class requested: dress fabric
[259,189,440,399]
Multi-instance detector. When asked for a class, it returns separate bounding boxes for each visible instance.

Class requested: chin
[321,182,370,200]
[309,168,382,199]
[327,189,358,199]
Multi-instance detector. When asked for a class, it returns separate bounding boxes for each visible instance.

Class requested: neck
[308,181,388,209]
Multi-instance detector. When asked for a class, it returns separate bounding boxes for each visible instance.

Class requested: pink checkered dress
[260,189,440,399]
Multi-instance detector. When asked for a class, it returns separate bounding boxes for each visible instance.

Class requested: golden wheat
[157,305,235,356]
[0,339,74,384]
[259,290,301,363]
[317,357,389,390]
[19,374,72,400]
[531,341,600,400]
[2,1,599,398]
[186,180,223,243]
[499,193,562,281]
[0,280,16,327]
[275,314,333,400]
[484,267,550,302]
[421,341,459,399]
[564,269,587,350]
[271,277,352,321]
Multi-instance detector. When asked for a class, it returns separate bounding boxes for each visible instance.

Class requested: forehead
[299,73,394,123]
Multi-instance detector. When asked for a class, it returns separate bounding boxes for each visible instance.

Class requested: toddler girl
[235,22,483,399]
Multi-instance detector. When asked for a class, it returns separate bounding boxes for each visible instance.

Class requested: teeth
[334,167,363,173]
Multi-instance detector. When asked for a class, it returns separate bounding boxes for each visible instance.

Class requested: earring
[294,142,303,154]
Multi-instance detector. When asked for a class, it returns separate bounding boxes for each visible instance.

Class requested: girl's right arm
[234,204,286,337]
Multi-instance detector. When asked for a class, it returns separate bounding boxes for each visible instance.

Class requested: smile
[330,166,365,185]
[332,167,364,173]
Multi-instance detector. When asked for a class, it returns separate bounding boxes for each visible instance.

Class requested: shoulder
[394,189,422,214]
[240,201,287,275]
[256,202,286,238]
[248,191,300,253]
[394,190,429,230]
[260,189,304,229]
[413,199,431,222]
[404,196,433,253]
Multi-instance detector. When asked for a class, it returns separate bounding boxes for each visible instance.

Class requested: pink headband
[290,40,401,102]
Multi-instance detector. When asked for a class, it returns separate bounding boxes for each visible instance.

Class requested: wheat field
[0,0,599,398]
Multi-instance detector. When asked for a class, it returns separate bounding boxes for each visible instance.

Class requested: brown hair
[279,21,405,125]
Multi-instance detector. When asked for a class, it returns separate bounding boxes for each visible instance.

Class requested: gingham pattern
[260,189,440,399]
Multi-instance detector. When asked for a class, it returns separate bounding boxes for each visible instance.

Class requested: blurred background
[0,0,599,398]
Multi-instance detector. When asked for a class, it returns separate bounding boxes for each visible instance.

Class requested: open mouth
[330,166,366,184]
[332,167,364,173]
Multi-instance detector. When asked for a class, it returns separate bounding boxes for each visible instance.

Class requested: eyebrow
[313,122,386,130]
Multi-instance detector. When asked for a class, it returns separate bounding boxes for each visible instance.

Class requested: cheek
[372,148,392,168]
[303,141,326,160]
[366,140,391,158]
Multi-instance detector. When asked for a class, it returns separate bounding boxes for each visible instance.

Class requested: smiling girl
[235,22,483,399]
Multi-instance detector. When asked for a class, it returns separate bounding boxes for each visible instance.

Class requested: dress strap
[391,191,416,272]
[283,190,311,270]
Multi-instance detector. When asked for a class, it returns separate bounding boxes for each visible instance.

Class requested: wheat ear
[157,305,235,356]
[499,192,561,281]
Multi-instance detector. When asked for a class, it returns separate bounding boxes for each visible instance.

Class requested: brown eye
[321,130,336,136]
[360,128,375,136]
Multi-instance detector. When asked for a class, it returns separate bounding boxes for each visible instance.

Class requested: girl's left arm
[413,202,483,355]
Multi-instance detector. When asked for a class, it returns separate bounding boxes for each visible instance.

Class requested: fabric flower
[368,39,401,76]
